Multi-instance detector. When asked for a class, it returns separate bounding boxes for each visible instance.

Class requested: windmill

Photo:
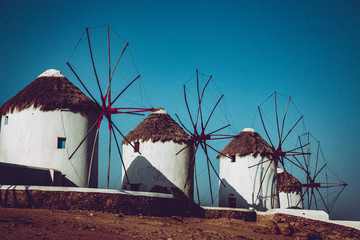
[217,127,280,210]
[294,132,347,213]
[249,92,309,207]
[252,92,347,213]
[175,69,236,205]
[66,24,154,188]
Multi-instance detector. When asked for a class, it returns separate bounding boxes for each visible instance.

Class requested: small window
[228,193,236,208]
[231,155,236,163]
[134,141,140,153]
[57,137,66,149]
[4,116,9,125]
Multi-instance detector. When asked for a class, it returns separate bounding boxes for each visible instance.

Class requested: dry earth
[1,207,359,240]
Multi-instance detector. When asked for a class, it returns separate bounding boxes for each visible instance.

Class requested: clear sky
[1,0,359,220]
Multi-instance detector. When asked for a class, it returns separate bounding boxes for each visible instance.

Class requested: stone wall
[257,212,360,239]
[0,187,187,217]
[0,186,257,222]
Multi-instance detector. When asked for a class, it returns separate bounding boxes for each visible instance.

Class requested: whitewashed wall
[0,106,98,187]
[122,140,193,198]
[279,191,303,209]
[219,154,279,210]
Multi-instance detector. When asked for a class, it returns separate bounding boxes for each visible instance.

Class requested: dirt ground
[0,207,359,240]
[0,207,292,240]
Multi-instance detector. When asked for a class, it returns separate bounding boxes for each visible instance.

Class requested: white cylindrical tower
[0,69,99,187]
[277,168,303,209]
[121,108,193,198]
[218,128,279,210]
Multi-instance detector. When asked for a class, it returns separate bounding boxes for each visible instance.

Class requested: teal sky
[1,0,359,220]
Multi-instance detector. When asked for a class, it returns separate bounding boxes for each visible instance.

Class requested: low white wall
[262,208,329,221]
[0,106,98,187]
[0,185,174,198]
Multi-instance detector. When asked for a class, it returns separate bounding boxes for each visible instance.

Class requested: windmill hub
[102,106,116,114]
[191,133,211,142]
[272,150,285,160]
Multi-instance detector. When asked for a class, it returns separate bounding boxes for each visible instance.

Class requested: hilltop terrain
[1,207,359,240]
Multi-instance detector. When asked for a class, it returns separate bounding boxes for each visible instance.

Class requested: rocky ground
[0,207,359,240]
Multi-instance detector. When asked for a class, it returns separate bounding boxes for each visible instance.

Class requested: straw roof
[0,69,99,115]
[277,168,302,194]
[121,108,191,144]
[217,128,274,159]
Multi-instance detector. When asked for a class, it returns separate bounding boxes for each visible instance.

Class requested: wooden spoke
[183,85,195,128]
[280,95,291,141]
[248,158,272,169]
[66,62,100,106]
[111,75,141,105]
[175,145,190,156]
[258,106,275,149]
[86,27,103,101]
[206,143,230,160]
[204,95,224,130]
[111,120,140,154]
[87,127,100,188]
[275,92,281,144]
[201,141,214,204]
[201,143,226,187]
[281,115,304,145]
[110,42,129,82]
[111,123,130,185]
[107,124,112,189]
[175,114,193,135]
[208,124,231,135]
[255,158,274,201]
[69,115,102,160]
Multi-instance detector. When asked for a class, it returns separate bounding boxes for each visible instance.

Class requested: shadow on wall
[0,162,75,187]
[0,185,37,208]
[219,178,250,209]
[219,178,268,211]
[250,160,278,210]
[122,156,176,194]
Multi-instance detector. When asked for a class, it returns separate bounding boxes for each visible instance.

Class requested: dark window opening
[4,116,9,125]
[231,155,236,163]
[130,183,141,191]
[134,141,140,152]
[57,137,66,149]
[228,194,236,208]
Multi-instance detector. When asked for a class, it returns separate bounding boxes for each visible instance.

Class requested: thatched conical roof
[277,168,302,194]
[121,108,191,144]
[0,69,98,115]
[217,128,274,159]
